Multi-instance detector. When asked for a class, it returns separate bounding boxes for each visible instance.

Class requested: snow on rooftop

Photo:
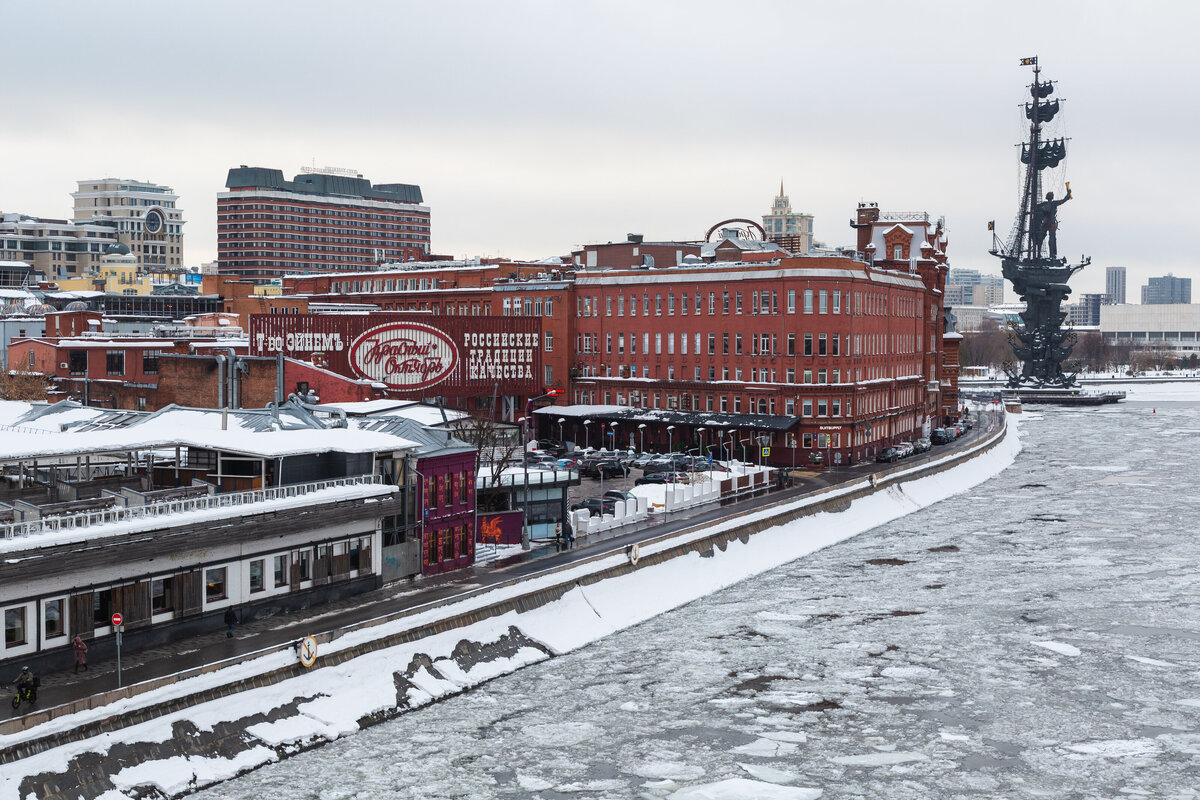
[318,400,468,424]
[0,405,420,460]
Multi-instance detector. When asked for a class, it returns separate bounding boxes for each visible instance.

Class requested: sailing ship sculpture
[990,57,1089,389]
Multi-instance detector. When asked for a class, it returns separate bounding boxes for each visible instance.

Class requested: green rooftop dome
[104,241,131,256]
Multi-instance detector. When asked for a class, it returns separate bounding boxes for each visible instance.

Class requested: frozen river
[197,398,1200,799]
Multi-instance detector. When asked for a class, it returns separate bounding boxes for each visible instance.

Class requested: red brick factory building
[555,204,955,466]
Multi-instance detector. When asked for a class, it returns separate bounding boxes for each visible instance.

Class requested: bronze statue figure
[1031,184,1071,259]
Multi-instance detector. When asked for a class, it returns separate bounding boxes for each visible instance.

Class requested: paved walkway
[2,420,995,724]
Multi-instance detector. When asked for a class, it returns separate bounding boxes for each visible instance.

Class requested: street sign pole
[112,612,123,688]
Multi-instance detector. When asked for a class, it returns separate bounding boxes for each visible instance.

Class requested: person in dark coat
[224,607,238,638]
[72,634,88,673]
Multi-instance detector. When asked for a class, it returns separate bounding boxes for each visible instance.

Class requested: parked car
[576,456,603,473]
[571,497,617,517]
[630,453,658,470]
[581,459,628,479]
[930,428,952,445]
[896,442,915,458]
[635,471,689,486]
[875,447,901,463]
[914,438,932,453]
[596,460,629,479]
[603,490,637,503]
[536,439,567,456]
[641,457,676,474]
[556,457,578,469]
[961,418,975,431]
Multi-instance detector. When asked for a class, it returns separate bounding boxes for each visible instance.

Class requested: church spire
[779,179,785,197]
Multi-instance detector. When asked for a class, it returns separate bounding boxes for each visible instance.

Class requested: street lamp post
[583,419,591,451]
[697,427,706,460]
[517,416,530,550]
[557,417,565,447]
[638,423,646,454]
[667,425,675,454]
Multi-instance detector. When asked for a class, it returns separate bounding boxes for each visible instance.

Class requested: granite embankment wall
[2,418,1010,799]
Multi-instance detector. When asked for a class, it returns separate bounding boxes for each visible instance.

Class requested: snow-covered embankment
[1,418,1021,800]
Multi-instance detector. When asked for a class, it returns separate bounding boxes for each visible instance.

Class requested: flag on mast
[1020,56,1038,66]
[987,220,995,231]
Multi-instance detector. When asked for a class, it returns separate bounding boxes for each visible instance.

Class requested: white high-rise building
[762,182,813,255]
[72,179,185,269]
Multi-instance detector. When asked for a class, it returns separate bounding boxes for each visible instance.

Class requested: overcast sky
[3,1,1196,299]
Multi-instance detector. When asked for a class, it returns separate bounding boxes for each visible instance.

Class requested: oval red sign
[111,612,122,627]
[348,322,460,390]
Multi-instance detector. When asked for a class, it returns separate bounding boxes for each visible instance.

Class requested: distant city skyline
[2,1,1197,300]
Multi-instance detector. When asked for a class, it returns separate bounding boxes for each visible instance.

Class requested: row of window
[424,524,475,567]
[501,297,556,317]
[0,537,372,655]
[570,387,912,418]
[423,469,476,511]
[219,205,427,223]
[331,277,441,293]
[579,331,854,358]
[64,349,159,377]
[578,289,925,319]
[573,361,925,386]
[218,220,428,233]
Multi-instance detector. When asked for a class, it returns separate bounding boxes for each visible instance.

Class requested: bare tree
[1074,331,1110,373]
[0,370,50,401]
[449,415,523,486]
[959,319,1012,370]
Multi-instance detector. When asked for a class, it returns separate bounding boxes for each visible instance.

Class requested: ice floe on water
[1126,655,1179,668]
[668,778,822,799]
[828,751,929,766]
[1031,640,1082,657]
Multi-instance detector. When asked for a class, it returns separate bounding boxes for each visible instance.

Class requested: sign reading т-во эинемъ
[249,313,541,395]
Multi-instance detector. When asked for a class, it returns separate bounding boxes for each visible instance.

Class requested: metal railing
[879,211,930,222]
[0,423,53,435]
[72,326,244,339]
[475,468,578,490]
[0,474,387,541]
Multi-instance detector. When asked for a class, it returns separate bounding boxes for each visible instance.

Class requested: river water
[196,397,1200,799]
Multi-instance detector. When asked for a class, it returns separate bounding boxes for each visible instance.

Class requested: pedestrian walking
[224,607,238,638]
[72,634,88,673]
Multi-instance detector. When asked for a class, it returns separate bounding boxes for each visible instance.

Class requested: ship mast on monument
[990,56,1090,390]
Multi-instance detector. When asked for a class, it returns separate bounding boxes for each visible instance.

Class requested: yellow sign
[299,635,318,668]
[761,447,770,457]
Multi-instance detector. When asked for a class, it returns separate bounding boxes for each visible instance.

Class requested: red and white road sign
[111,612,123,627]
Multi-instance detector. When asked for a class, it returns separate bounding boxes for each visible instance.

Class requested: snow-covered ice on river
[195,400,1200,799]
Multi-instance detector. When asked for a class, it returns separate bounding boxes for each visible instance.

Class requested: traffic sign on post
[298,636,318,668]
[111,612,123,627]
